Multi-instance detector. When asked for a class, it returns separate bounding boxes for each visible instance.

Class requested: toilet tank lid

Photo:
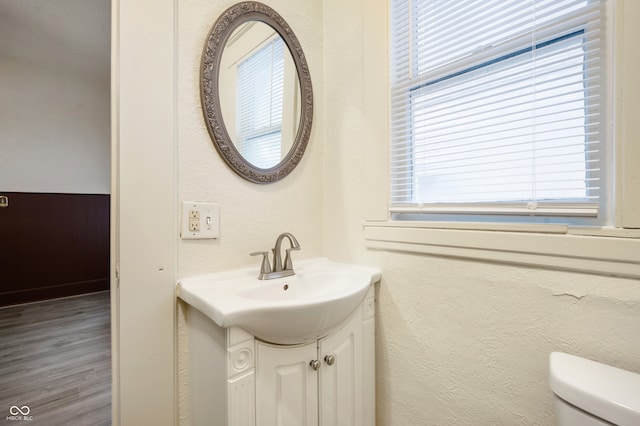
[550,352,640,426]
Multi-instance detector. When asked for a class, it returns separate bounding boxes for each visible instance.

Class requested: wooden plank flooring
[0,292,111,425]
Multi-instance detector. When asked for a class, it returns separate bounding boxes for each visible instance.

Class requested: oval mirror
[200,2,313,183]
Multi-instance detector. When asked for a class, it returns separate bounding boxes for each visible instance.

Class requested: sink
[177,258,381,344]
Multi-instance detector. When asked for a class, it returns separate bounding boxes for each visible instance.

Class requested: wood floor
[0,291,111,426]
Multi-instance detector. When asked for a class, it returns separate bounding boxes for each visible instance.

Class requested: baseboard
[0,278,110,307]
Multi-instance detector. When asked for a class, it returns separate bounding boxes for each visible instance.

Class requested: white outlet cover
[181,201,220,239]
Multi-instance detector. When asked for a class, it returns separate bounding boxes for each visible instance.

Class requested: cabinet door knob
[310,360,320,371]
[324,355,335,366]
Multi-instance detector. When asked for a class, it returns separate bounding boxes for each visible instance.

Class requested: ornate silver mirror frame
[200,2,313,184]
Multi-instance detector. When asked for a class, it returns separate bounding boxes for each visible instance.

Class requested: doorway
[0,0,112,422]
[0,0,111,306]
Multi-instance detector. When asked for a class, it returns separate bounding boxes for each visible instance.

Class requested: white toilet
[549,352,640,425]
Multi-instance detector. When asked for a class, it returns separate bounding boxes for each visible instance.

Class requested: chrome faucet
[250,232,301,280]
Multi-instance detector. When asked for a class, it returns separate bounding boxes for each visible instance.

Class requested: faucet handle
[283,247,299,271]
[250,251,272,275]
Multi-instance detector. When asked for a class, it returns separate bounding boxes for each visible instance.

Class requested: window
[236,36,285,169]
[390,0,608,225]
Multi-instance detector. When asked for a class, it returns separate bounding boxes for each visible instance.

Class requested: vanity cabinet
[183,286,375,426]
[256,289,375,426]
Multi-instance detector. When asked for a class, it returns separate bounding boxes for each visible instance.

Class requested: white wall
[176,0,323,423]
[0,57,110,194]
[177,0,324,277]
[0,0,110,195]
[323,1,640,426]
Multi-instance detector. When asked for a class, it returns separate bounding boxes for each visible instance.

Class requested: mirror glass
[218,22,301,170]
[200,2,313,184]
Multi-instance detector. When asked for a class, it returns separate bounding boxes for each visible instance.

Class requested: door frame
[110,0,178,424]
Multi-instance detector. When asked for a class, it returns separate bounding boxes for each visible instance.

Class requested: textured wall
[176,0,324,423]
[368,253,640,425]
[322,0,640,425]
[177,0,324,277]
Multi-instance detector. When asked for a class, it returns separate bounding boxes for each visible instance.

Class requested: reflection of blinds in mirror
[237,37,285,169]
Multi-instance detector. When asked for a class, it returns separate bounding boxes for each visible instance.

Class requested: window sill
[363,221,640,279]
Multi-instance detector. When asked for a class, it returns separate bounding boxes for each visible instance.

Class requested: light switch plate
[181,201,220,239]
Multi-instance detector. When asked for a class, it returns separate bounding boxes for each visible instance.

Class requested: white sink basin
[177,258,381,344]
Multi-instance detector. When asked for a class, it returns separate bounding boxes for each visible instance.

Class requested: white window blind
[237,36,285,169]
[390,0,607,220]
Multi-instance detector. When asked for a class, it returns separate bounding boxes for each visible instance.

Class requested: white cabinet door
[254,293,375,426]
[256,341,319,426]
[318,312,364,426]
